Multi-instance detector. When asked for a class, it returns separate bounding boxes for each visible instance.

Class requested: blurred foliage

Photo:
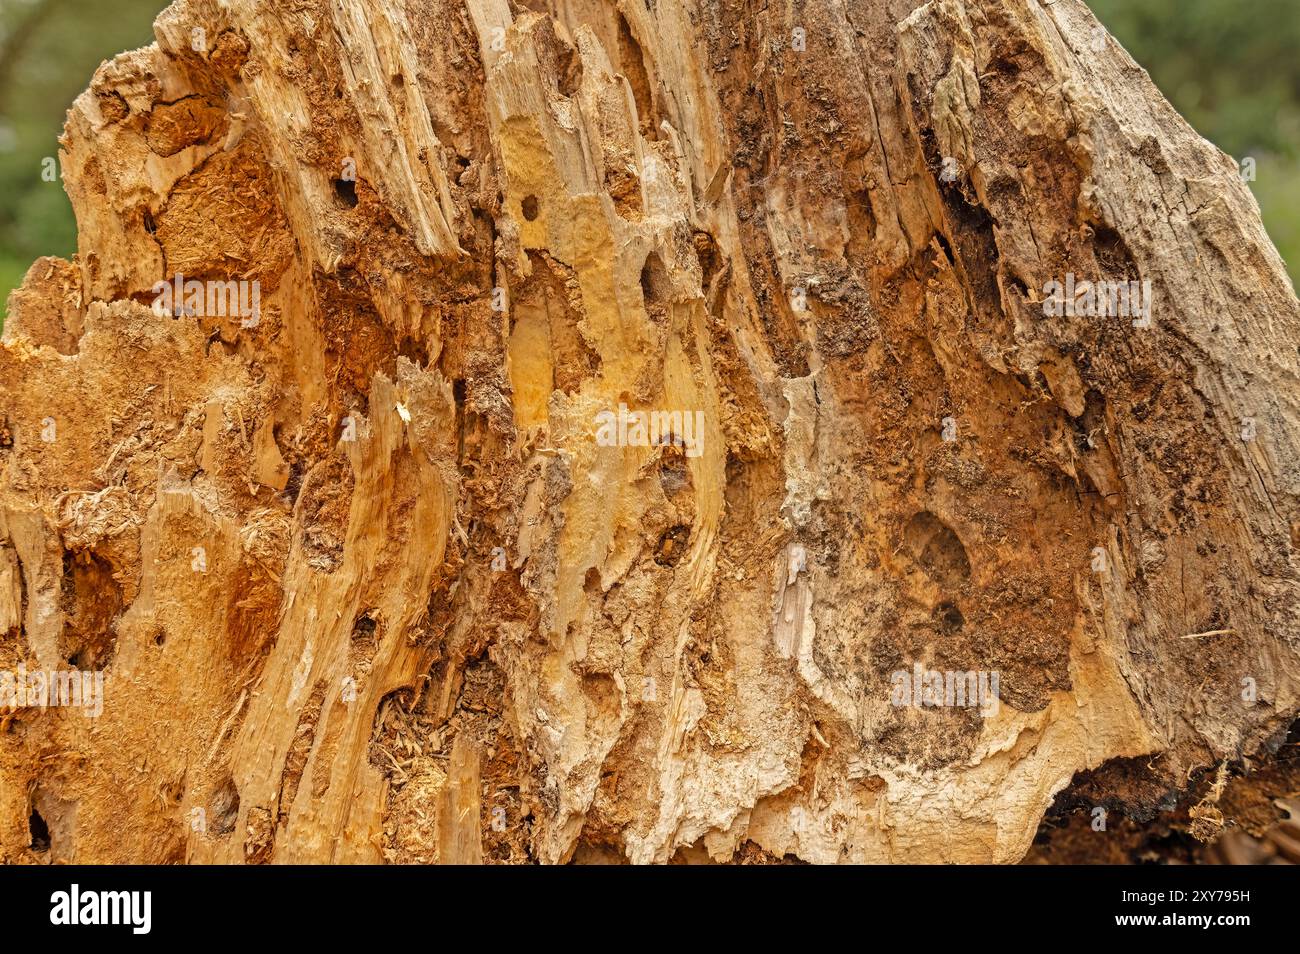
[1089,0,1300,280]
[0,0,164,324]
[0,0,1296,329]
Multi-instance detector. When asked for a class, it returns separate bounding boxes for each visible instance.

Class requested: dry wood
[2,0,1298,864]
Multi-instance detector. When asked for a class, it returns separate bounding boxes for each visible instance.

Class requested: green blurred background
[0,0,166,323]
[0,0,1297,327]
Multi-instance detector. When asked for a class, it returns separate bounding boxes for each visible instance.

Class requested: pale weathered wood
[1,0,1297,864]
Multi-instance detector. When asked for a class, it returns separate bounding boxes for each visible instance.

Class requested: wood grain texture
[1,0,1297,864]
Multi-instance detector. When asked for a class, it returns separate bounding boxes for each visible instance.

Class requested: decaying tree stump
[2,0,1298,864]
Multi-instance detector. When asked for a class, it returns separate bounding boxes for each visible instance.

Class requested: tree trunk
[2,0,1298,865]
